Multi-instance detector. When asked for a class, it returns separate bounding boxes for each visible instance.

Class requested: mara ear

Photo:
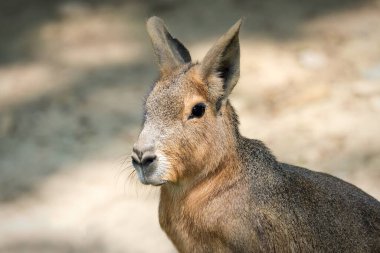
[146,16,191,75]
[200,19,242,99]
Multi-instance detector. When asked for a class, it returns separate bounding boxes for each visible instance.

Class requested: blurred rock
[297,49,327,69]
[362,64,380,80]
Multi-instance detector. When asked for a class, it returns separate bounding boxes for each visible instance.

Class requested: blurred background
[0,0,379,252]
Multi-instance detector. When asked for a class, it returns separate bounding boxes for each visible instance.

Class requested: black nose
[131,146,157,170]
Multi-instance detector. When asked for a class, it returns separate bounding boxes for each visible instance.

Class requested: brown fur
[132,17,380,252]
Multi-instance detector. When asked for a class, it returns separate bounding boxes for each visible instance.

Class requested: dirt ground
[0,0,379,252]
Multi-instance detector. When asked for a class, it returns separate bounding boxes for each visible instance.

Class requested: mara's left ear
[200,19,242,99]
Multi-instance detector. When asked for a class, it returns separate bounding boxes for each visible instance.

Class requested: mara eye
[189,103,206,119]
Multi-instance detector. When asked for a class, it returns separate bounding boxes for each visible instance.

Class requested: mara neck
[160,144,242,202]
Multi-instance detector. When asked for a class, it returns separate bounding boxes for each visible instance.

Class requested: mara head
[132,17,242,186]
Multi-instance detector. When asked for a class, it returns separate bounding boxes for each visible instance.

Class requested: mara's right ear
[200,19,242,102]
[146,16,191,75]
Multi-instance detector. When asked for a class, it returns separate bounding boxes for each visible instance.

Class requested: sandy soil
[0,0,379,252]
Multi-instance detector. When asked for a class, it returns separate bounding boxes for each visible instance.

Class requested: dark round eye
[189,103,206,119]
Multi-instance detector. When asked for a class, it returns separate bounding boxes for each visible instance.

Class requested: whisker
[115,155,134,186]
[124,169,142,195]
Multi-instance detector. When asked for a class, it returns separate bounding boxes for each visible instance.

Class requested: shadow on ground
[0,0,371,64]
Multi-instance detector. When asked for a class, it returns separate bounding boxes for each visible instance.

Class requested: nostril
[131,155,140,166]
[132,147,143,161]
[141,155,157,168]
